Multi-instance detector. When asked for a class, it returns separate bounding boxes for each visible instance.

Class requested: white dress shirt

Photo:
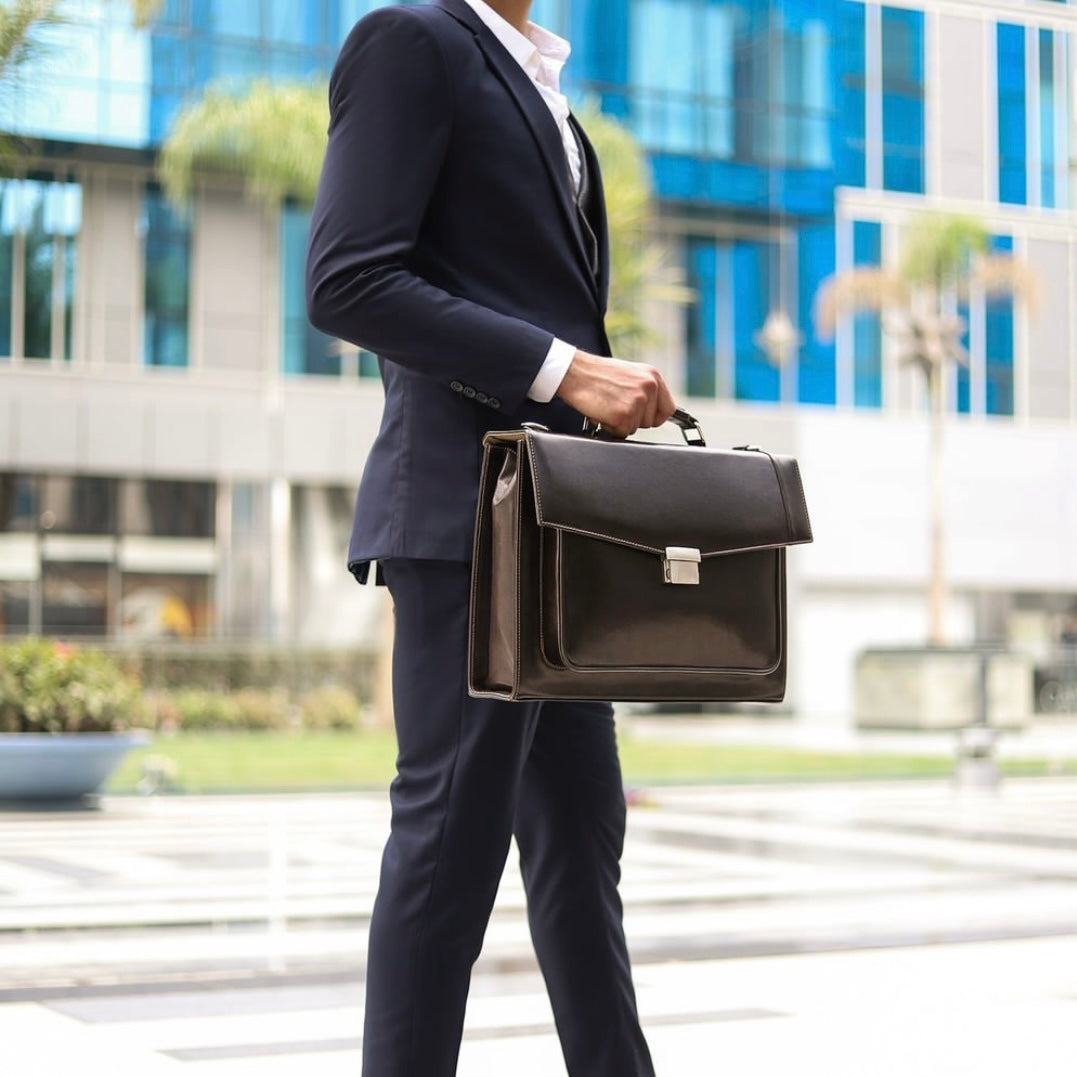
[462,0,581,403]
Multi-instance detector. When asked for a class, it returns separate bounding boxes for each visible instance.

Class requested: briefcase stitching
[523,431,811,559]
[550,529,785,678]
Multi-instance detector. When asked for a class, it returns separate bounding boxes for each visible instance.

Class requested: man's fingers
[555,351,678,434]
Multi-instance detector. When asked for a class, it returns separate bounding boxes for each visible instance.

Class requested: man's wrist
[527,338,578,402]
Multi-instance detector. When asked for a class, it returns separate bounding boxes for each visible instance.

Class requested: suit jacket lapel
[433,0,600,302]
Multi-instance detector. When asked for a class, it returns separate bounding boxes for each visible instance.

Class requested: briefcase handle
[581,407,706,447]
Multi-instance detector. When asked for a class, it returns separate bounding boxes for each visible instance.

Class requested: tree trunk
[927,360,947,645]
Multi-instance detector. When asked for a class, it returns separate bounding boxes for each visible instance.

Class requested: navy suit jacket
[306,0,610,581]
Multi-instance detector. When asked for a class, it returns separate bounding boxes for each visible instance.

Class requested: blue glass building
[1,0,1075,726]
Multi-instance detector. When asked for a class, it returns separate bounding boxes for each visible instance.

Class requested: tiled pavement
[2,778,1076,1075]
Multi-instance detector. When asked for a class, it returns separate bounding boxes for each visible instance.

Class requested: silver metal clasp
[663,546,701,585]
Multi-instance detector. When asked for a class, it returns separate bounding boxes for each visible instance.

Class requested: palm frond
[126,0,163,27]
[0,0,62,85]
[900,213,989,290]
[814,266,909,339]
[158,79,329,208]
[965,253,1041,313]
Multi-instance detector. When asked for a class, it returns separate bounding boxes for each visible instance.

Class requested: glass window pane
[997,23,1027,206]
[0,582,32,636]
[797,222,836,405]
[143,187,190,368]
[1039,29,1056,208]
[684,236,717,397]
[0,181,14,357]
[268,0,318,47]
[122,480,215,538]
[41,477,117,535]
[733,239,780,402]
[281,204,338,375]
[0,475,37,532]
[21,179,54,360]
[881,6,924,194]
[212,0,260,38]
[42,562,110,637]
[852,220,882,408]
[985,235,1015,416]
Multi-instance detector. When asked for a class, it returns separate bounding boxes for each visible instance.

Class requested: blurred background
[1,0,1075,742]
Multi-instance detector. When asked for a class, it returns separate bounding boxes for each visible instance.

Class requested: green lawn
[105,730,1076,794]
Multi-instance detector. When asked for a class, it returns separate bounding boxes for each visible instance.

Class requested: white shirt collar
[462,0,571,88]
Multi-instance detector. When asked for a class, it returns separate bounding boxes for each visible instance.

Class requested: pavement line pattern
[1,778,1076,1074]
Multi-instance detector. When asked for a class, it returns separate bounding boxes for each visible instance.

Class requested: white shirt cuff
[527,338,576,402]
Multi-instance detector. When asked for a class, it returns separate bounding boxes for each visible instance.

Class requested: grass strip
[105,730,1076,794]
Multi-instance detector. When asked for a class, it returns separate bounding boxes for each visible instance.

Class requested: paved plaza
[1,776,1076,1075]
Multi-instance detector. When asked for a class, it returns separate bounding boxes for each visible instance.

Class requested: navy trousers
[362,559,654,1077]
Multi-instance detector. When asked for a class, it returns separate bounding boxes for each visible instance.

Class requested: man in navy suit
[307,1,674,1072]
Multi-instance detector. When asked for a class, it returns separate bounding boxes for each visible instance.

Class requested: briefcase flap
[523,429,812,557]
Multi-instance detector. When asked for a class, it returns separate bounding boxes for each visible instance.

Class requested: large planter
[0,732,151,801]
[855,647,1033,731]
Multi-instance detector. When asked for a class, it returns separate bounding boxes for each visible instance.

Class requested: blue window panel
[267,0,322,47]
[985,234,1015,416]
[19,180,55,361]
[684,237,718,398]
[797,222,836,405]
[143,188,190,368]
[572,0,629,112]
[772,0,834,169]
[954,300,971,414]
[851,220,882,408]
[881,6,924,194]
[625,0,735,156]
[281,205,338,376]
[835,1,866,186]
[210,1,260,38]
[1040,29,1056,208]
[650,155,833,217]
[0,181,14,358]
[997,24,1027,205]
[732,240,780,403]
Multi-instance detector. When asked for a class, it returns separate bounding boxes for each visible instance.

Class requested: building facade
[1,0,1075,724]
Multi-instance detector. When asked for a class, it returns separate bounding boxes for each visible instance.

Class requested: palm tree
[158,80,328,209]
[815,213,1039,645]
[158,86,686,356]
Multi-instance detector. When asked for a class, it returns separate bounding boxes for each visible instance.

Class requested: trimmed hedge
[146,686,364,733]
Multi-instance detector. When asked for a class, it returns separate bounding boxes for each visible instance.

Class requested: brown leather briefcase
[468,410,813,703]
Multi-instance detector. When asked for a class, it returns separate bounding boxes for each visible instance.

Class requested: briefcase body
[468,415,813,703]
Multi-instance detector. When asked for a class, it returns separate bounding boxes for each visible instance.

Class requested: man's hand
[555,351,676,438]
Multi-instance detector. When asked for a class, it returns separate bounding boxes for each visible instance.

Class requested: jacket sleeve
[305,8,554,413]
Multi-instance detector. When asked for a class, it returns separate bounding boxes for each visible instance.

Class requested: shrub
[0,639,146,734]
[299,686,363,731]
[167,688,292,732]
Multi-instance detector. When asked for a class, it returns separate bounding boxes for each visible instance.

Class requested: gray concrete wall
[82,172,142,368]
[1024,237,1073,421]
[935,15,990,202]
[192,185,278,374]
